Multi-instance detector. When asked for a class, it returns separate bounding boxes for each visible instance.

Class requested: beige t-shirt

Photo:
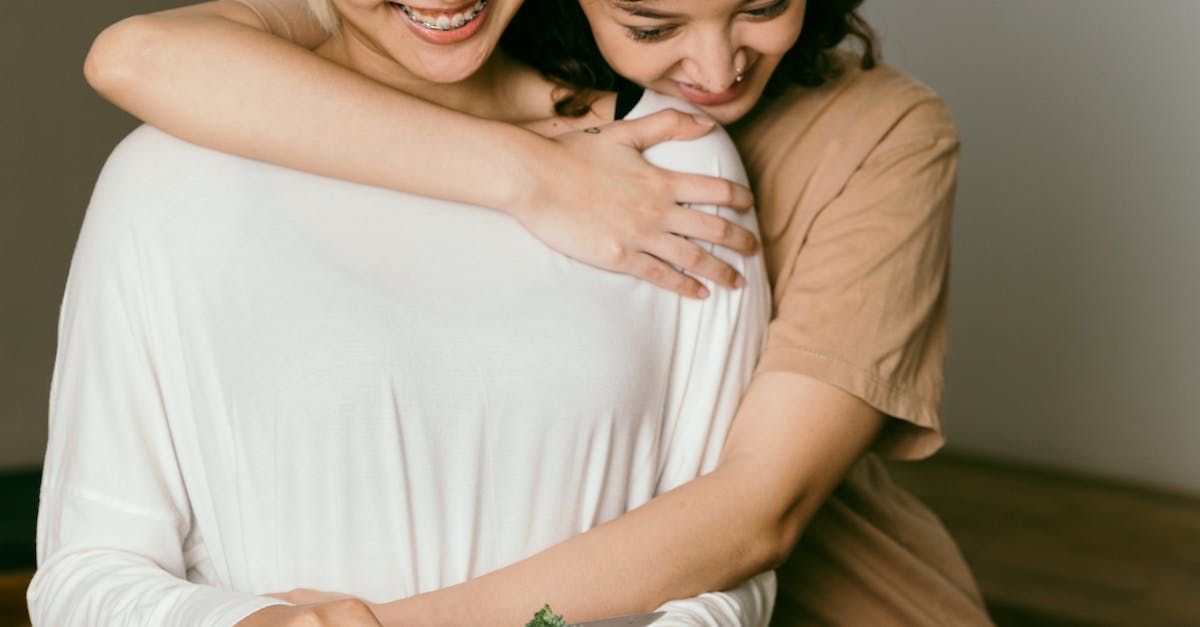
[730,58,993,625]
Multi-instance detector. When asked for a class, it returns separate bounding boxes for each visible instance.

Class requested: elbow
[84,15,164,104]
[743,497,813,573]
[25,567,54,627]
[754,515,805,572]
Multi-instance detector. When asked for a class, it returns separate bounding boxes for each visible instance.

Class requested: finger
[664,208,759,256]
[612,109,716,150]
[630,252,710,299]
[668,171,755,212]
[649,235,744,290]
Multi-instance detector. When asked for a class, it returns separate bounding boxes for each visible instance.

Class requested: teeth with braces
[396,0,486,31]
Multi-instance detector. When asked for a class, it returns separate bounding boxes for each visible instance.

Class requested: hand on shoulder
[517,107,759,299]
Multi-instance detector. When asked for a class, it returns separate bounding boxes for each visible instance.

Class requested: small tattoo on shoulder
[583,127,601,134]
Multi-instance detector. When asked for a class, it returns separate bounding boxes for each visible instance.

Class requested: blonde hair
[306,0,341,33]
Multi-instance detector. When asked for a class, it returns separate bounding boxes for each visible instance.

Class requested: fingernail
[697,286,710,299]
[734,275,745,288]
[692,114,716,128]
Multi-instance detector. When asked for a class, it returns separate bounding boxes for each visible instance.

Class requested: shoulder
[735,56,957,165]
[840,60,959,149]
[839,56,953,123]
[80,126,194,233]
[87,125,328,231]
[101,124,226,178]
[783,55,953,130]
[90,126,242,217]
[68,127,208,283]
[627,91,749,186]
[729,57,960,209]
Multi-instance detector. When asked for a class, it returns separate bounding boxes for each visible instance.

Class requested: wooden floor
[887,455,1200,627]
[3,455,1198,626]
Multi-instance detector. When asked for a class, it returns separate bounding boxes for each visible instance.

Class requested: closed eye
[625,25,676,42]
[745,0,790,18]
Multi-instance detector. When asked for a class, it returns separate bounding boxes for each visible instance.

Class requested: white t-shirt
[31,91,773,626]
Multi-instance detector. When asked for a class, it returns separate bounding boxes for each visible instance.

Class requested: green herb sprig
[526,603,568,627]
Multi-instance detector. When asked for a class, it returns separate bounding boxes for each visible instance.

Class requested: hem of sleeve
[754,346,944,460]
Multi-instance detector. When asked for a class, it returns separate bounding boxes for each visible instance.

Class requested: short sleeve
[755,96,960,459]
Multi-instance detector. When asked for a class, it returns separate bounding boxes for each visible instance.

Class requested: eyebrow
[611,1,678,19]
[612,0,757,20]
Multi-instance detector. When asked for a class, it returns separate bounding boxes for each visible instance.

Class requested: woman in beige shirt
[83,0,992,624]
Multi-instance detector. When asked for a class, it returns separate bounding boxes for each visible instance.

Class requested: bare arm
[366,373,883,626]
[84,0,758,298]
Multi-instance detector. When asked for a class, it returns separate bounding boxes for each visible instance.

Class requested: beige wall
[2,1,167,469]
[865,1,1200,494]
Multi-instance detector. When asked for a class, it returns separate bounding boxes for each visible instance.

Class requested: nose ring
[734,66,745,84]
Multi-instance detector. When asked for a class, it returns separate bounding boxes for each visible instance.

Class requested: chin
[409,47,492,83]
[703,85,769,125]
[675,96,753,126]
[416,64,481,84]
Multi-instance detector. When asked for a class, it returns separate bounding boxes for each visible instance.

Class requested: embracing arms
[265,116,891,626]
[265,382,883,627]
[359,375,883,626]
[262,89,961,625]
[84,0,757,299]
[74,2,958,624]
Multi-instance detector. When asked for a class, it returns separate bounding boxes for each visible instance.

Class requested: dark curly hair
[500,0,879,117]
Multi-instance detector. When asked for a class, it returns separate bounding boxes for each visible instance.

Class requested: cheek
[737,10,806,59]
[751,25,803,58]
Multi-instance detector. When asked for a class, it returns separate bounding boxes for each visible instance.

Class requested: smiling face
[578,0,806,124]
[315,0,524,85]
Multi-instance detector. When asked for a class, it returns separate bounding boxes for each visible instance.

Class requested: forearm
[84,4,545,214]
[377,467,784,626]
[375,372,883,627]
[82,3,761,296]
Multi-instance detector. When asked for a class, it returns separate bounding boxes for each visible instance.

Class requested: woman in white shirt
[29,1,772,625]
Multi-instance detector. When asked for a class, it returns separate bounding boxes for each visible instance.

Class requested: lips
[389,0,489,44]
[673,77,749,106]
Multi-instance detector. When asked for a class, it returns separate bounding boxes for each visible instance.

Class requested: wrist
[373,589,456,627]
[490,128,564,224]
